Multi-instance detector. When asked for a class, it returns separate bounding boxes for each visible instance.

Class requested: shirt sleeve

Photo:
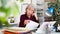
[33,16,40,28]
[35,19,39,23]
[19,15,26,27]
[34,16,39,23]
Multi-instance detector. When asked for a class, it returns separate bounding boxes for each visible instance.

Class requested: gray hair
[26,4,36,11]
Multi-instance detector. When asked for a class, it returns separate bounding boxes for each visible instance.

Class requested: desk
[0,24,60,34]
[0,28,60,34]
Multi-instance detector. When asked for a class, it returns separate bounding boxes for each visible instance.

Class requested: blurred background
[0,0,55,27]
[0,0,60,34]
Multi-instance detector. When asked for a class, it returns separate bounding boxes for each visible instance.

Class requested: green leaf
[20,0,24,2]
[13,3,19,17]
[5,7,11,17]
[0,7,5,12]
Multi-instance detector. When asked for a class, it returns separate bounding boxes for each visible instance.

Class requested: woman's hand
[32,13,38,20]
[24,20,30,25]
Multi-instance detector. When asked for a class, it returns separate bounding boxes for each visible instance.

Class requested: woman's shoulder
[20,14,26,17]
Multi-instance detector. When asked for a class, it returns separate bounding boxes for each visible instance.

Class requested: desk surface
[0,24,60,34]
[0,28,60,34]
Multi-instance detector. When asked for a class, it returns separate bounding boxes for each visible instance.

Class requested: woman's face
[26,6,35,16]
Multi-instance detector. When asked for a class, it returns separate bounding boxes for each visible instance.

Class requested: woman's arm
[19,15,30,27]
[24,20,30,25]
[19,15,25,27]
[32,13,39,23]
[32,13,38,20]
[33,13,40,27]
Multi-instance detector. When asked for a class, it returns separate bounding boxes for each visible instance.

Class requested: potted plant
[48,0,60,31]
[0,0,11,28]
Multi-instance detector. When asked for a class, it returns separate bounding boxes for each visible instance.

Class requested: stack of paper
[26,20,39,30]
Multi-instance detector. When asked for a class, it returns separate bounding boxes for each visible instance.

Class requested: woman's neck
[27,15,31,19]
[28,15,31,18]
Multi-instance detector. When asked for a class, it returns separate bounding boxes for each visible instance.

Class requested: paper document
[26,20,39,30]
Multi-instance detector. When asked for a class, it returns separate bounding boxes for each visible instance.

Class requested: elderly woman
[19,4,39,27]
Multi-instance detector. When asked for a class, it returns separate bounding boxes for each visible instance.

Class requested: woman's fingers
[24,20,30,25]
